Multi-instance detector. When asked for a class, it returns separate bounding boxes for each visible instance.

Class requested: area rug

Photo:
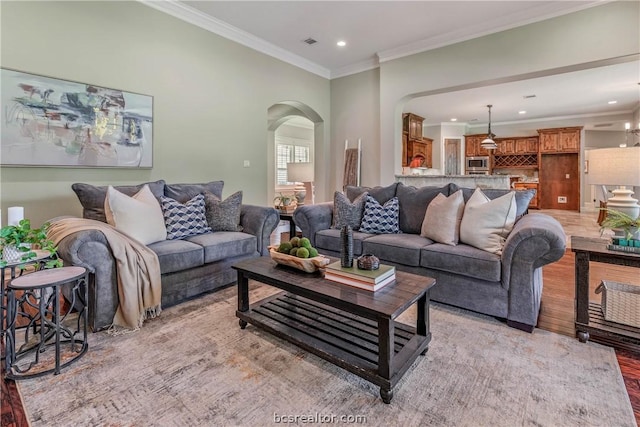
[17,284,636,427]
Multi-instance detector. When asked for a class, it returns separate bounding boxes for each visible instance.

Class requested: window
[276,139,310,185]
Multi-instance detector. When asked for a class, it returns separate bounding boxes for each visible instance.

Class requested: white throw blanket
[47,217,162,331]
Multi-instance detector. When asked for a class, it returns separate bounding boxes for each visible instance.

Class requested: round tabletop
[9,266,87,290]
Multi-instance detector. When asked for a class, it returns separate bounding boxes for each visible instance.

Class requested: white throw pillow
[104,184,167,245]
[459,188,516,255]
[420,190,465,246]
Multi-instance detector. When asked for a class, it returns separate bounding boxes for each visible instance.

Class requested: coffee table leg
[417,293,429,355]
[378,316,393,404]
[237,272,249,329]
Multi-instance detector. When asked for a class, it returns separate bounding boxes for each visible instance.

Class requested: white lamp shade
[287,162,314,183]
[587,147,640,186]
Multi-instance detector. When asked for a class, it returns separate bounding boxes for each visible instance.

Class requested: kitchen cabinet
[513,182,539,209]
[407,137,433,168]
[538,127,582,153]
[464,134,490,157]
[403,113,424,141]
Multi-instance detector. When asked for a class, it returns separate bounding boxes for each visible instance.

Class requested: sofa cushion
[420,190,465,246]
[204,191,243,232]
[362,233,432,267]
[105,185,167,245]
[332,191,367,230]
[459,188,516,255]
[345,182,399,205]
[360,195,400,234]
[147,239,204,275]
[186,232,257,263]
[72,180,166,223]
[453,185,533,218]
[164,181,224,203]
[315,229,372,256]
[160,194,212,240]
[396,183,450,234]
[421,243,502,282]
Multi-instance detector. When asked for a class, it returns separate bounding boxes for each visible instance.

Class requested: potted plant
[599,209,640,246]
[273,193,294,210]
[0,219,62,268]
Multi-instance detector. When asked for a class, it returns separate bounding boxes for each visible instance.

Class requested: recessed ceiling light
[608,100,617,104]
[518,110,526,115]
[337,40,346,47]
[450,118,457,122]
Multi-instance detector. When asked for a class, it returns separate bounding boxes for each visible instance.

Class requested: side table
[5,266,89,379]
[571,236,640,351]
[279,212,297,240]
[1,250,52,354]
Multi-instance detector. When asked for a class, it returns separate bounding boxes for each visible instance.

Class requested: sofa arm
[56,229,119,332]
[240,204,279,255]
[501,213,566,329]
[293,202,334,246]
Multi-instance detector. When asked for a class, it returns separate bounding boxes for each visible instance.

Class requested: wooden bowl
[268,246,330,273]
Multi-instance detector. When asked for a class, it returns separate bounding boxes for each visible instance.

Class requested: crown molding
[139,0,331,79]
[377,1,606,64]
[466,110,635,128]
[330,58,380,80]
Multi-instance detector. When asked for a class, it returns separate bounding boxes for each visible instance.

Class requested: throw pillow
[331,191,368,230]
[164,181,224,203]
[359,195,400,234]
[396,184,450,234]
[345,182,399,205]
[459,188,517,255]
[72,180,166,223]
[104,185,167,245]
[420,190,465,246]
[203,191,243,232]
[160,194,212,240]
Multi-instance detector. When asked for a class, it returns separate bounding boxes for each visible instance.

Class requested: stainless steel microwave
[466,156,490,171]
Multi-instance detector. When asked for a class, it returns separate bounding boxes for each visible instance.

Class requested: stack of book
[324,261,396,291]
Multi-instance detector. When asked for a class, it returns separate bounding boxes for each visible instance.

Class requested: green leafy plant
[599,209,640,241]
[273,192,294,208]
[0,219,62,269]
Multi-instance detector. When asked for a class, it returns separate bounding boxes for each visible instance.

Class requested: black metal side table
[1,250,52,358]
[5,266,89,379]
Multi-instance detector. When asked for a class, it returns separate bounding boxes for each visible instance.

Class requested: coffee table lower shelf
[576,302,640,352]
[236,291,430,402]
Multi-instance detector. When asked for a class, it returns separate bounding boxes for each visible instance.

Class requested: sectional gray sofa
[56,180,279,331]
[293,182,566,332]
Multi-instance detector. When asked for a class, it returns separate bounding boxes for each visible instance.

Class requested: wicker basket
[595,280,640,328]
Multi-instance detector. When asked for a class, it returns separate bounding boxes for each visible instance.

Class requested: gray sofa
[57,180,279,331]
[293,182,566,332]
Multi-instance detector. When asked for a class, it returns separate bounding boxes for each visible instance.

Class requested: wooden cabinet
[403,113,424,141]
[465,134,490,157]
[538,127,582,153]
[402,113,432,168]
[495,139,515,155]
[513,182,539,209]
[513,137,538,154]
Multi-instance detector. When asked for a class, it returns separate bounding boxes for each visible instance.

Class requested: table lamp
[286,162,314,205]
[587,146,640,219]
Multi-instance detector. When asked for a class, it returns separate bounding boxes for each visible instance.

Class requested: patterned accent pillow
[359,195,401,234]
[203,191,244,232]
[160,194,212,240]
[331,191,368,230]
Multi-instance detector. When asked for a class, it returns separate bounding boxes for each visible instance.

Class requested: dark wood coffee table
[232,256,436,403]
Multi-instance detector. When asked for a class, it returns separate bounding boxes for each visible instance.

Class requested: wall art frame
[1,68,153,168]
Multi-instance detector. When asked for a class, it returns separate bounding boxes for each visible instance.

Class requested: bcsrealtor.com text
[274,412,367,424]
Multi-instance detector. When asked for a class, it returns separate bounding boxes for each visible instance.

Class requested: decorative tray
[268,246,330,273]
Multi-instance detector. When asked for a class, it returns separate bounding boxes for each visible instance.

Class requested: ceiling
[146,1,640,131]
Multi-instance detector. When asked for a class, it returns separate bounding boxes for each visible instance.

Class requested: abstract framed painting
[1,68,153,168]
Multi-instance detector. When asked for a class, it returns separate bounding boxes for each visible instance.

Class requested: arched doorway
[267,101,324,206]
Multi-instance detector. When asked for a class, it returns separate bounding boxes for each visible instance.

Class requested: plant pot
[2,243,32,263]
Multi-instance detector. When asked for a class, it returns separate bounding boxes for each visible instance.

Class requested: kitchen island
[395,174,510,189]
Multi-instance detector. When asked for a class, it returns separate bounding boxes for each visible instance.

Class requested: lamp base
[294,187,306,206]
[607,186,640,219]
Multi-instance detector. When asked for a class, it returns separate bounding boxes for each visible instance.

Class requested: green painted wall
[0,1,330,226]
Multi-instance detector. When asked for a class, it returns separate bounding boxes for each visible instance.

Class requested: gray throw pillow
[164,181,224,203]
[203,191,243,232]
[160,194,212,240]
[345,182,399,205]
[72,180,166,223]
[331,191,368,230]
[396,183,450,234]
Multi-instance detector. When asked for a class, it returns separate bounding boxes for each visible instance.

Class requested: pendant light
[481,104,498,150]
